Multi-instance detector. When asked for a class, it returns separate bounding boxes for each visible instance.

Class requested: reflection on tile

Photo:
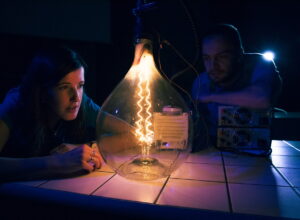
[271,145,300,156]
[222,152,271,166]
[96,161,114,173]
[271,155,300,168]
[226,165,289,186]
[278,168,300,187]
[40,172,114,195]
[187,149,222,164]
[93,175,167,203]
[229,183,300,219]
[271,140,289,147]
[171,163,225,182]
[157,179,229,212]
[285,141,300,150]
[271,141,300,156]
[295,188,300,195]
[14,180,47,187]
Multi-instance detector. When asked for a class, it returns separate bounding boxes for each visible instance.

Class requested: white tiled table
[1,140,300,219]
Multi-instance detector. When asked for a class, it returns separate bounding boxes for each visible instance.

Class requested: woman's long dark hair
[18,46,88,156]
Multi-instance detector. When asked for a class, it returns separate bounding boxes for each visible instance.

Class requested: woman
[0,46,103,181]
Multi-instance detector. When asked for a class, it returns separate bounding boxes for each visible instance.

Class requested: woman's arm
[97,113,139,154]
[0,120,102,182]
[0,145,102,182]
[101,113,135,134]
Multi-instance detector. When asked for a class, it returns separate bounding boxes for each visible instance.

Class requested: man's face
[202,36,237,85]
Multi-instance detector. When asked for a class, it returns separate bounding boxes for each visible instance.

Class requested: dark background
[0,0,299,111]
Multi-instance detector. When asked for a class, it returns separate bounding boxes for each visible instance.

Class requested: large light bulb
[96,39,192,181]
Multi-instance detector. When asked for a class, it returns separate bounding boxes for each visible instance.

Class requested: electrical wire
[150,0,211,151]
[168,0,200,81]
[155,31,211,150]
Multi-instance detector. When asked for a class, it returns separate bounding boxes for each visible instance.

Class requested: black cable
[169,0,200,81]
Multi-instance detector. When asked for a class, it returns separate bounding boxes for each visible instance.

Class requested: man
[192,24,282,151]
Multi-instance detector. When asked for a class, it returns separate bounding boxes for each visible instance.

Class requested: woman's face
[48,67,85,122]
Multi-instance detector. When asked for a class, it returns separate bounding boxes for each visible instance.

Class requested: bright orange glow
[136,54,154,147]
[134,51,155,155]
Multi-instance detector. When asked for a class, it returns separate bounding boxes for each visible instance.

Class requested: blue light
[262,51,275,61]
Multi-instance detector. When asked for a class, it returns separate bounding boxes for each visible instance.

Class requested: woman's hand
[51,144,103,174]
[0,144,103,182]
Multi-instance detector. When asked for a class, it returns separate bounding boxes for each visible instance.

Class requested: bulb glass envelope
[96,39,193,181]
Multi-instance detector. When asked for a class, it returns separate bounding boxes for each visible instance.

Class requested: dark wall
[0,0,299,111]
[0,34,114,105]
[0,0,110,43]
[0,0,112,105]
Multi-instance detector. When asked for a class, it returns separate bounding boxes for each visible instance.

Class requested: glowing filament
[134,53,154,152]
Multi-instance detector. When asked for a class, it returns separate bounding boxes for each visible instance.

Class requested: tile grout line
[271,163,300,198]
[89,173,117,196]
[271,140,300,197]
[170,176,291,187]
[270,140,300,198]
[36,180,49,187]
[88,157,137,195]
[170,176,225,183]
[283,140,300,152]
[221,151,233,213]
[153,175,171,204]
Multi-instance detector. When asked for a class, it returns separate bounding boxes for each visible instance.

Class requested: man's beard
[209,69,238,87]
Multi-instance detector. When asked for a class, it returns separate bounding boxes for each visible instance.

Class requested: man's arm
[195,56,282,109]
[197,85,271,109]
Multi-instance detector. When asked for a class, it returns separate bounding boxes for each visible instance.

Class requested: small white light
[263,51,275,61]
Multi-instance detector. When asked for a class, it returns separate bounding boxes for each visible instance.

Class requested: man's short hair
[202,24,244,55]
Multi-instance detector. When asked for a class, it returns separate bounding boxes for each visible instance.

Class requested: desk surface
[1,140,300,219]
